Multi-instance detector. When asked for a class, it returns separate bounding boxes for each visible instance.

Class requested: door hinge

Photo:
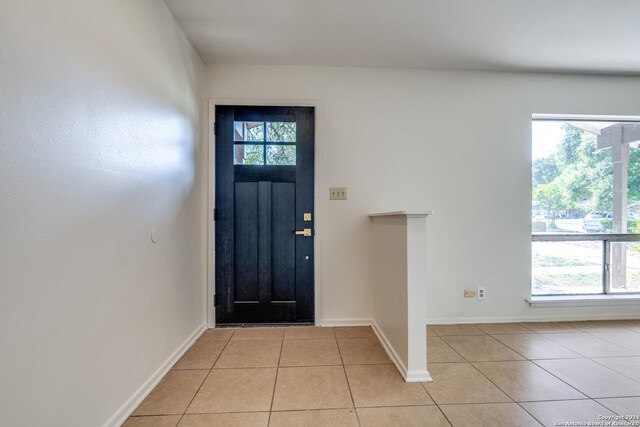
[213,208,218,221]
[214,121,217,135]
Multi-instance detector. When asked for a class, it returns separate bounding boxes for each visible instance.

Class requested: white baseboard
[321,317,433,382]
[426,313,640,325]
[103,323,206,427]
[318,318,372,327]
[323,314,640,326]
[405,370,432,382]
[370,319,432,383]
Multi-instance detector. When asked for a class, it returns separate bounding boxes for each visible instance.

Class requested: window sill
[526,294,640,308]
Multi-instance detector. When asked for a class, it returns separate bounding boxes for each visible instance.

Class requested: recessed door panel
[233,182,258,302]
[272,182,296,302]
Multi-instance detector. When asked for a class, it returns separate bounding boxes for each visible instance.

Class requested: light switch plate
[330,187,347,200]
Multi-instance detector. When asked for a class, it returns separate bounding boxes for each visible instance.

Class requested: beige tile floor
[125,321,640,427]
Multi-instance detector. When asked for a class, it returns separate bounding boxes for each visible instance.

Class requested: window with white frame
[531,118,640,296]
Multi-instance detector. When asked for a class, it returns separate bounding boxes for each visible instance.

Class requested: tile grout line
[335,327,362,427]
[490,330,586,360]
[590,354,640,359]
[266,334,285,426]
[487,330,584,360]
[183,404,451,416]
[586,356,640,387]
[175,329,236,426]
[581,327,640,354]
[426,325,479,427]
[129,323,640,425]
[418,375,453,427]
[477,332,603,417]
[544,331,633,357]
[429,325,604,426]
[429,333,469,363]
[513,399,546,426]
[485,330,636,423]
[445,333,548,426]
[530,355,640,397]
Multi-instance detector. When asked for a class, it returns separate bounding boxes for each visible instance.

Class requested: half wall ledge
[369,211,432,382]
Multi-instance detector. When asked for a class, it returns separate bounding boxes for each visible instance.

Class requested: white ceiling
[164,0,640,75]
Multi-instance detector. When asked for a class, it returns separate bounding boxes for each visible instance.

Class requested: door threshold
[216,322,315,328]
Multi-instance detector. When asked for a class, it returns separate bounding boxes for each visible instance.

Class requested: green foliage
[267,145,296,165]
[235,145,264,165]
[532,123,625,214]
[267,122,296,142]
[629,149,640,201]
[235,122,297,165]
[598,219,640,235]
[533,182,570,220]
[559,124,583,165]
[533,272,601,289]
[532,254,594,267]
[532,157,560,187]
[244,123,264,141]
[557,167,590,207]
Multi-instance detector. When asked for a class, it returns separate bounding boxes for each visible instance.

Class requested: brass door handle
[294,228,312,237]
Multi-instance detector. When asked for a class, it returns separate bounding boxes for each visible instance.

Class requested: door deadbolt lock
[304,213,312,221]
[294,228,312,237]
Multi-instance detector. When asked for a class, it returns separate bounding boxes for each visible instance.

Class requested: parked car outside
[532,213,546,221]
[582,213,605,232]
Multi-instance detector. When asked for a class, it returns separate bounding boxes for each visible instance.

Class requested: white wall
[205,64,640,324]
[0,1,206,426]
[371,217,409,368]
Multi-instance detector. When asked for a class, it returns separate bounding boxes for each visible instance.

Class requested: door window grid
[234,121,296,165]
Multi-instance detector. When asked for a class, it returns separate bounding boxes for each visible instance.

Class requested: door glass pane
[609,242,640,293]
[532,241,603,295]
[267,122,296,142]
[234,144,264,165]
[234,121,264,142]
[266,145,296,165]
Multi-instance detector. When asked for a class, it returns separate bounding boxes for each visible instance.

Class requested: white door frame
[207,98,324,328]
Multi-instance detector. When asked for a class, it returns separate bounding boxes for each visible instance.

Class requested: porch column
[597,124,640,290]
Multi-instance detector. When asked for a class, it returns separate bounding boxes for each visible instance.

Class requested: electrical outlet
[330,187,347,200]
[477,287,486,300]
[464,288,476,298]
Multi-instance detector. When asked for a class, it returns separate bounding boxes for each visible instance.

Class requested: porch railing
[532,233,640,295]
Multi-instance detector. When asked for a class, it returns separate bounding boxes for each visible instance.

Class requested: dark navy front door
[215,106,314,325]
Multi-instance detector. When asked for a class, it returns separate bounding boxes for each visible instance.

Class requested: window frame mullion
[603,239,611,294]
